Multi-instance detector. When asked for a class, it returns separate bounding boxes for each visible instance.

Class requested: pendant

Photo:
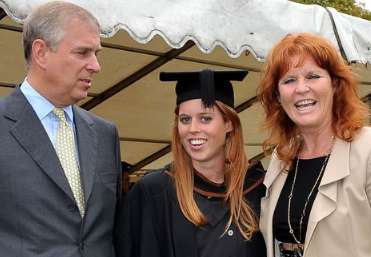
[297,245,304,256]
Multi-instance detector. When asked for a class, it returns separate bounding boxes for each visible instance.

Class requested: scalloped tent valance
[1,0,371,63]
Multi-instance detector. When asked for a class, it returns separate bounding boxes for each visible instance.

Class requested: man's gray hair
[23,1,101,69]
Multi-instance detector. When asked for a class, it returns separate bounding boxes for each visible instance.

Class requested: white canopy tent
[1,0,371,180]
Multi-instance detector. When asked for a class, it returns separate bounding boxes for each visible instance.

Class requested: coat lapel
[262,139,350,256]
[261,152,289,257]
[6,87,75,200]
[73,106,98,206]
[304,138,350,250]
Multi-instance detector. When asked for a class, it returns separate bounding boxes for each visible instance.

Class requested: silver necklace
[287,135,334,256]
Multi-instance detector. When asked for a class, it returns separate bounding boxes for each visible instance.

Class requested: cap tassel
[199,69,215,108]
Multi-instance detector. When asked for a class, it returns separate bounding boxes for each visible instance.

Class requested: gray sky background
[357,0,371,10]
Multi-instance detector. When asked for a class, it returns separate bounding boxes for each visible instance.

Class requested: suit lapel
[6,87,75,200]
[73,106,98,206]
[305,138,350,249]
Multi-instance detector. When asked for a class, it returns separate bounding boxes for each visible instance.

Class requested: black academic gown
[114,162,267,257]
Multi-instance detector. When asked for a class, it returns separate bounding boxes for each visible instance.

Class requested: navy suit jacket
[0,85,122,256]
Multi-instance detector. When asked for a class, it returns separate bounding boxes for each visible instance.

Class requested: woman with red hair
[258,32,371,257]
[115,69,267,257]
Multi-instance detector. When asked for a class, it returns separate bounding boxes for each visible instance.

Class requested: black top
[114,162,267,257]
[273,156,327,243]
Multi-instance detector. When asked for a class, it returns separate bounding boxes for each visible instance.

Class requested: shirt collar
[21,78,74,122]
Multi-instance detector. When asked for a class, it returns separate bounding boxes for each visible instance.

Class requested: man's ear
[31,39,49,69]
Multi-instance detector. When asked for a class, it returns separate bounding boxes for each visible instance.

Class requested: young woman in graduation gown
[114,69,267,257]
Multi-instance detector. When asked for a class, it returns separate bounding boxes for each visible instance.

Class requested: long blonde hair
[171,101,258,240]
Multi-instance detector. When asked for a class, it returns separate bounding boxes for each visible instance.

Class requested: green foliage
[290,0,371,20]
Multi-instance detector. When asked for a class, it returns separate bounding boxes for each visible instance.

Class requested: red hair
[258,33,369,169]
[171,101,258,240]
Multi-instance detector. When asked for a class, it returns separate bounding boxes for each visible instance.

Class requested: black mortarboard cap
[159,69,248,108]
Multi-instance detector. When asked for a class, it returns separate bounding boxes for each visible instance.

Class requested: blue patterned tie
[53,108,85,217]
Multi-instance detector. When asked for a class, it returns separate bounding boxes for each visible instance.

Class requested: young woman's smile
[178,99,232,166]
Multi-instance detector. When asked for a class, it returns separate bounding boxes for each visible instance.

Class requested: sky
[357,0,371,10]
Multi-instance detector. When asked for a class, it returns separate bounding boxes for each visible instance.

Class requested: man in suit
[0,1,122,256]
